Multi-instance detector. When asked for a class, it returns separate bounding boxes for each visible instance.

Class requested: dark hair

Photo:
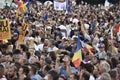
[49,51,56,62]
[84,63,94,73]
[15,62,21,71]
[24,77,31,80]
[35,31,39,36]
[72,73,79,80]
[0,64,4,76]
[45,57,52,65]
[30,65,37,75]
[34,51,41,60]
[6,42,12,46]
[32,62,41,70]
[26,51,31,59]
[56,35,62,39]
[59,75,66,80]
[111,57,118,69]
[44,65,52,72]
[109,70,117,79]
[5,52,13,57]
[22,66,29,76]
[0,44,7,54]
[0,44,7,49]
[49,39,55,45]
[82,72,90,80]
[25,31,29,36]
[20,44,27,52]
[41,38,45,43]
[60,51,69,56]
[48,70,59,80]
[13,49,21,55]
[43,44,48,47]
[56,28,61,31]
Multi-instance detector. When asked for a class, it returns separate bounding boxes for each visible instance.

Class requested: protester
[0,0,120,80]
[0,64,7,80]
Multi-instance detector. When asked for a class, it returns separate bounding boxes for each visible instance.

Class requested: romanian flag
[72,33,82,68]
[81,41,94,52]
[16,1,28,19]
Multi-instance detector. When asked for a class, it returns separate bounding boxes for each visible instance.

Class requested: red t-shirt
[114,24,120,33]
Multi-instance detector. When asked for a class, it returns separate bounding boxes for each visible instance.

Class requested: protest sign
[0,19,11,40]
[28,37,35,55]
[54,0,66,11]
[17,23,28,44]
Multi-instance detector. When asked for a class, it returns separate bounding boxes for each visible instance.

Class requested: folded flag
[72,33,82,68]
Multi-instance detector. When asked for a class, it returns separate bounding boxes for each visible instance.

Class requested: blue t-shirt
[59,66,77,79]
[31,74,41,80]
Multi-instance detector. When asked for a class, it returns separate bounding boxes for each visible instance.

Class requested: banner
[17,23,28,44]
[104,0,110,7]
[54,0,66,11]
[104,0,110,10]
[0,19,11,40]
[0,0,17,8]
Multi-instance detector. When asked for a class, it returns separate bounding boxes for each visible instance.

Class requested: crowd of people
[0,0,120,80]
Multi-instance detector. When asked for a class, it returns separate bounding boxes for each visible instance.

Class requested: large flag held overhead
[14,0,30,8]
[16,3,28,14]
[72,33,82,68]
[16,0,28,19]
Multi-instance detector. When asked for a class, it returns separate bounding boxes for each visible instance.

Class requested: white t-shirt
[117,32,120,41]
[34,44,39,51]
[24,36,30,45]
[44,75,48,80]
[58,25,67,37]
[84,33,91,41]
[48,46,58,52]
[84,23,90,30]
[38,44,44,51]
[0,76,7,80]
[89,75,95,80]
[66,25,71,37]
[72,18,79,24]
[34,37,41,43]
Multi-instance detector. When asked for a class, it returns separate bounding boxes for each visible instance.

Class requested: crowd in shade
[0,0,120,80]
